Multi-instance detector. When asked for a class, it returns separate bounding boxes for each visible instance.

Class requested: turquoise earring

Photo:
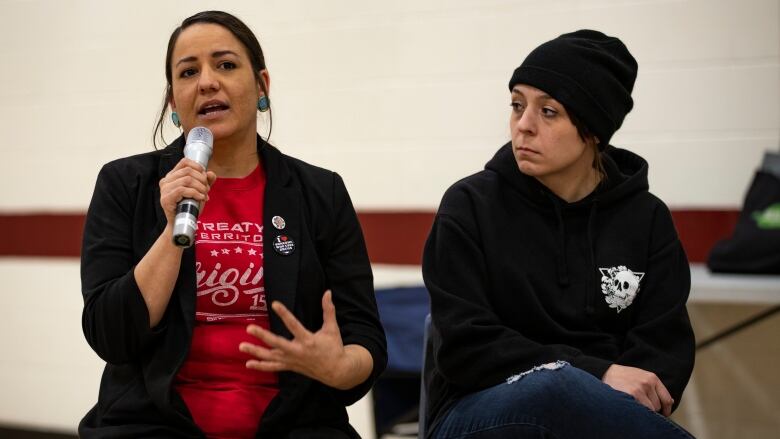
[171,111,181,127]
[257,96,269,112]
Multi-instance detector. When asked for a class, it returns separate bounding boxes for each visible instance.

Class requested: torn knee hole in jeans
[505,360,567,384]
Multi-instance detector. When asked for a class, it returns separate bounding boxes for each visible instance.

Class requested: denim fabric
[431,363,694,439]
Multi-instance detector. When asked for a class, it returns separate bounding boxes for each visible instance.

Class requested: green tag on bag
[752,203,780,229]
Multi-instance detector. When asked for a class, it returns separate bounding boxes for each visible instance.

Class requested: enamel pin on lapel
[271,215,286,230]
[272,234,295,256]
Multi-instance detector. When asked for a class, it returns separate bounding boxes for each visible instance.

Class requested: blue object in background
[375,286,430,373]
[373,286,430,436]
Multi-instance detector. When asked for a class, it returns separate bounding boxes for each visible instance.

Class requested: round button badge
[272,234,295,256]
[272,215,286,230]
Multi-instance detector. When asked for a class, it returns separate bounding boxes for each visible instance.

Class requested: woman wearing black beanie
[422,30,696,438]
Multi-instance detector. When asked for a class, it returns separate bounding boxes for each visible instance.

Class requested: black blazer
[80,135,387,438]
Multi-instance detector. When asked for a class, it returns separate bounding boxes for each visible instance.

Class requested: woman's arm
[132,225,183,327]
[241,290,374,390]
[81,161,160,364]
[611,204,695,412]
[241,172,386,404]
[321,172,387,399]
[134,159,215,326]
[81,158,214,363]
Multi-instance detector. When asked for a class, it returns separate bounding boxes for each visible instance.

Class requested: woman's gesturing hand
[240,290,373,390]
[158,158,217,225]
[603,364,674,416]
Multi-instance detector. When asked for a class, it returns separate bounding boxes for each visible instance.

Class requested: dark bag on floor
[707,152,780,274]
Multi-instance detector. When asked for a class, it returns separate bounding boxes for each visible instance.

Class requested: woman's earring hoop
[257,96,269,112]
[171,111,181,128]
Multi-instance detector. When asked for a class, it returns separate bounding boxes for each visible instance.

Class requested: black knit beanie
[508,29,638,149]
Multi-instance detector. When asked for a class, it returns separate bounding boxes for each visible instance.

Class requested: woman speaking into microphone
[80,10,386,438]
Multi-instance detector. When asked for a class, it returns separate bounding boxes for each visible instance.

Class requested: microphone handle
[172,126,213,248]
[172,199,200,247]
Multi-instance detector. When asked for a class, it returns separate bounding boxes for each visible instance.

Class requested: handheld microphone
[172,127,213,248]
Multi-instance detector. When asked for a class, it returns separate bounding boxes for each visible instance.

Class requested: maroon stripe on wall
[0,210,738,264]
[671,210,739,263]
[358,210,740,265]
[0,213,86,258]
[358,211,435,265]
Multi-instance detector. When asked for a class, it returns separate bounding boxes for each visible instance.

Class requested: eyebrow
[175,50,240,67]
[511,88,554,101]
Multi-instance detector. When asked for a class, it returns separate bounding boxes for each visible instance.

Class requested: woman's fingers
[164,185,208,203]
[632,389,656,412]
[643,373,672,415]
[246,324,297,353]
[173,157,208,172]
[655,380,674,417]
[321,290,339,331]
[246,359,287,372]
[240,340,296,374]
[163,170,210,194]
[163,159,210,187]
[159,158,214,223]
[238,341,275,360]
[603,364,674,415]
[271,301,312,340]
[239,290,354,389]
[645,384,662,412]
[206,170,217,186]
[242,291,351,387]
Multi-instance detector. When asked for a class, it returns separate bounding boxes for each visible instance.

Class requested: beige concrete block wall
[2,0,777,211]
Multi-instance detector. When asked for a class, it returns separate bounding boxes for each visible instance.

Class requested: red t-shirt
[174,164,279,438]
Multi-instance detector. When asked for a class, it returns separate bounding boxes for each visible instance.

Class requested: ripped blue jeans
[431,362,694,439]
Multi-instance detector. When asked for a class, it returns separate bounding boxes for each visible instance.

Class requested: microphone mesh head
[187,127,214,150]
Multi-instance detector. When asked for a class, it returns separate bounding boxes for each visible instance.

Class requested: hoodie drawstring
[549,197,570,287]
[585,200,599,315]
[547,193,600,309]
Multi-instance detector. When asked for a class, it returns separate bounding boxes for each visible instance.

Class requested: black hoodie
[422,143,695,433]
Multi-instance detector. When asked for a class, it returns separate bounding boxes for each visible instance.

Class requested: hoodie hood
[485,142,650,312]
[485,142,649,208]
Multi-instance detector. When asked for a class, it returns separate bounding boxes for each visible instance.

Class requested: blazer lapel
[259,138,301,338]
